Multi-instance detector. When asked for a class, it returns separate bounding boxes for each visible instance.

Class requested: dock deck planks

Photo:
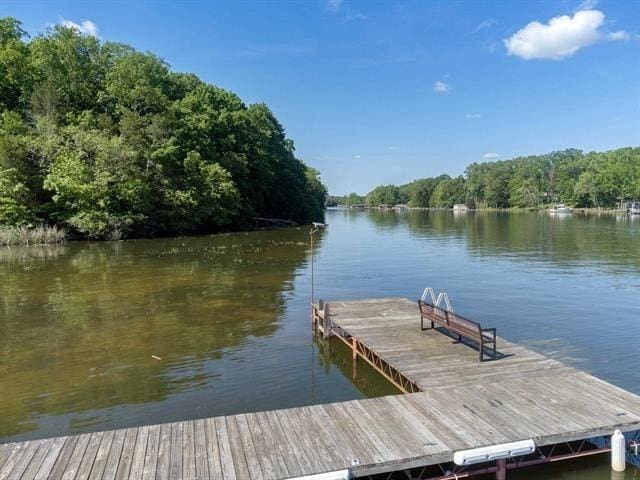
[2,297,640,479]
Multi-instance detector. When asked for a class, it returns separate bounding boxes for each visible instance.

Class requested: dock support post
[323,303,331,339]
[611,430,626,472]
[495,459,506,480]
[351,337,358,361]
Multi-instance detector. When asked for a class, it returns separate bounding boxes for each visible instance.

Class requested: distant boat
[549,204,572,214]
[453,204,468,212]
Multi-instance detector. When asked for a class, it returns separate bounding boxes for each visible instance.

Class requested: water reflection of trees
[364,209,640,273]
[0,228,323,439]
[462,212,639,272]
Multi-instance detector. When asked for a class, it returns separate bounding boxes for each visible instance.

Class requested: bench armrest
[481,327,496,339]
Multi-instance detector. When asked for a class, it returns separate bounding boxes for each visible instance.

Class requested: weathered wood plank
[0,444,13,473]
[47,436,79,480]
[114,429,137,480]
[182,421,196,480]
[271,411,316,476]
[0,441,32,480]
[203,419,222,480]
[214,417,236,480]
[101,429,126,480]
[127,426,148,480]
[193,420,209,480]
[224,416,251,480]
[61,434,91,480]
[9,439,50,480]
[235,414,264,480]
[154,424,171,480]
[142,424,160,480]
[88,429,115,480]
[245,413,282,480]
[260,411,305,477]
[74,432,104,480]
[169,422,182,480]
[33,436,66,480]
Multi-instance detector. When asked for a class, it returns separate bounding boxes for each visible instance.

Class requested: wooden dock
[1,297,639,479]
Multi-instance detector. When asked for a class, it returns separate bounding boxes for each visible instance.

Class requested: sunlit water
[1,209,639,478]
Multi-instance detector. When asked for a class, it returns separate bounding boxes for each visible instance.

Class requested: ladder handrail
[421,287,454,313]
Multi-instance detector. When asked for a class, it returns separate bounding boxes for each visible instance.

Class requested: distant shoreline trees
[0,18,327,240]
[329,147,639,209]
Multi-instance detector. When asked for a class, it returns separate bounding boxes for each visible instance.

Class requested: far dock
[1,297,639,479]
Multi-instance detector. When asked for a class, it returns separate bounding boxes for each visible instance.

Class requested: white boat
[453,204,468,212]
[549,204,572,214]
[629,201,640,215]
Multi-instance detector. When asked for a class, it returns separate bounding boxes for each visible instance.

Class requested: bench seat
[418,299,497,361]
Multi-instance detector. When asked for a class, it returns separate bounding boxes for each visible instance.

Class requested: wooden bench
[418,299,497,361]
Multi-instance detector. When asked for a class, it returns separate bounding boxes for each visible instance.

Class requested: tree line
[0,18,327,239]
[328,148,639,209]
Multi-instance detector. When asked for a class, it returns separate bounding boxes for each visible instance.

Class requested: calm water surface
[1,210,639,478]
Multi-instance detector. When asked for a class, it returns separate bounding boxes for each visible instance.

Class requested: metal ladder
[421,287,454,313]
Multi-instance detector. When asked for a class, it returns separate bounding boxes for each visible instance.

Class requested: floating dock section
[1,297,639,479]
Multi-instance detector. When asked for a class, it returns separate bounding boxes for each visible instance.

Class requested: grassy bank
[0,226,67,247]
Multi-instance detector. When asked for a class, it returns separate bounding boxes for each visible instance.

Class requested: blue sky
[4,0,640,194]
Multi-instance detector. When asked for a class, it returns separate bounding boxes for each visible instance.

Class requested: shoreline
[0,222,310,248]
[330,206,631,214]
[2,206,636,247]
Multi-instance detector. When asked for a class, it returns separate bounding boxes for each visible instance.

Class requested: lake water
[1,209,639,478]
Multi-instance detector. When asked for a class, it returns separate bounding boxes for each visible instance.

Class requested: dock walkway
[1,298,639,479]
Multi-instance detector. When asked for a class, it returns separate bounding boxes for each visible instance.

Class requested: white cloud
[387,146,399,151]
[354,154,361,159]
[483,152,500,159]
[327,0,342,12]
[433,80,451,93]
[471,18,497,34]
[608,30,630,41]
[466,113,482,119]
[504,9,628,60]
[59,18,99,37]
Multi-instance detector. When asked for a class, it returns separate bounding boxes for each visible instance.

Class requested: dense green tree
[0,18,326,238]
[365,184,407,206]
[0,18,31,111]
[429,176,466,208]
[357,148,639,211]
[325,192,365,207]
[29,25,105,116]
[345,192,365,206]
[402,176,448,207]
[0,167,33,224]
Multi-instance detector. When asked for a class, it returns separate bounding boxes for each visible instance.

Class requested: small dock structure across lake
[2,297,640,479]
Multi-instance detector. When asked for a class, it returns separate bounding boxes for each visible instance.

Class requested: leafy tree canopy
[0,18,326,238]
[353,148,639,210]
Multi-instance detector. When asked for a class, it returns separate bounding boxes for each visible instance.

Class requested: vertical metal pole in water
[611,430,626,472]
[310,228,314,307]
[310,227,316,334]
[495,459,506,480]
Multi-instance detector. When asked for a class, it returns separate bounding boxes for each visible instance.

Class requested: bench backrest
[446,312,482,340]
[419,300,445,325]
[419,300,482,340]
